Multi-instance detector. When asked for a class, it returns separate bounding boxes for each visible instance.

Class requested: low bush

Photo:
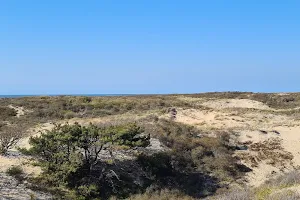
[6,165,23,176]
[6,165,25,181]
[142,119,249,183]
[28,122,150,199]
[208,187,254,200]
[127,189,194,200]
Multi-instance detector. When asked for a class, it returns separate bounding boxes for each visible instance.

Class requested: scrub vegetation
[1,93,300,199]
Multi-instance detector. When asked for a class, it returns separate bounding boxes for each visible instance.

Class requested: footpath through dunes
[3,94,300,199]
[174,97,300,187]
[8,105,28,118]
[9,97,300,188]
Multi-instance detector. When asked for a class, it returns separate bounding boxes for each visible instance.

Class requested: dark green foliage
[28,123,150,199]
[6,165,23,176]
[6,165,25,182]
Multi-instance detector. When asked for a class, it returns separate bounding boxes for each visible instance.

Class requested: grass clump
[126,189,194,200]
[6,165,25,181]
[208,187,254,200]
[256,187,273,200]
[6,165,23,176]
[210,171,300,200]
[265,170,300,187]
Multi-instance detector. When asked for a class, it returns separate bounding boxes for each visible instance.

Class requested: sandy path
[4,98,300,188]
[8,105,26,117]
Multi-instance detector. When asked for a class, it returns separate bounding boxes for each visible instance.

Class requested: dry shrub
[210,171,300,200]
[266,190,300,200]
[127,189,194,200]
[0,124,26,154]
[0,95,211,127]
[142,119,249,183]
[238,138,293,168]
[254,170,300,200]
[265,170,300,187]
[207,187,254,200]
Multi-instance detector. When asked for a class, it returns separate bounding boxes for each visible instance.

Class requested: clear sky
[1,1,300,94]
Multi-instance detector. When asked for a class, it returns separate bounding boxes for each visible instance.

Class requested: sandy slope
[8,105,26,117]
[2,98,300,189]
[175,98,300,186]
[202,99,272,110]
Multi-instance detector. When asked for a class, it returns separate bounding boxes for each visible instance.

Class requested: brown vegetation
[0,124,26,154]
[2,93,300,199]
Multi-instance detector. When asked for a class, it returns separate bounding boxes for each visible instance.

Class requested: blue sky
[1,1,300,94]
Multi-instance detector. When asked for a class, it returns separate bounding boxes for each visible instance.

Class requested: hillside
[1,93,300,199]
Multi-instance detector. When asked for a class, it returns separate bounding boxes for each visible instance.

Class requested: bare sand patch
[4,98,300,189]
[0,155,41,176]
[8,105,26,117]
[170,100,300,187]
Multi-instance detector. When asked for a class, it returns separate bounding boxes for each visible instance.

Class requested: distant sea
[0,94,138,98]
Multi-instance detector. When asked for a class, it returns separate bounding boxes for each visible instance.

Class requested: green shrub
[28,122,150,199]
[6,165,24,181]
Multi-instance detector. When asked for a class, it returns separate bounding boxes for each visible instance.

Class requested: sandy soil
[202,99,272,110]
[3,98,300,189]
[0,122,54,175]
[174,98,300,186]
[8,105,26,117]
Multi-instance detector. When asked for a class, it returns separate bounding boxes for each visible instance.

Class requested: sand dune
[175,98,300,186]
[2,97,300,191]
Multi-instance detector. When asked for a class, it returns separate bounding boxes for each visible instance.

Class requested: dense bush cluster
[4,94,295,199]
[22,119,251,199]
[143,119,249,182]
[27,123,150,199]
